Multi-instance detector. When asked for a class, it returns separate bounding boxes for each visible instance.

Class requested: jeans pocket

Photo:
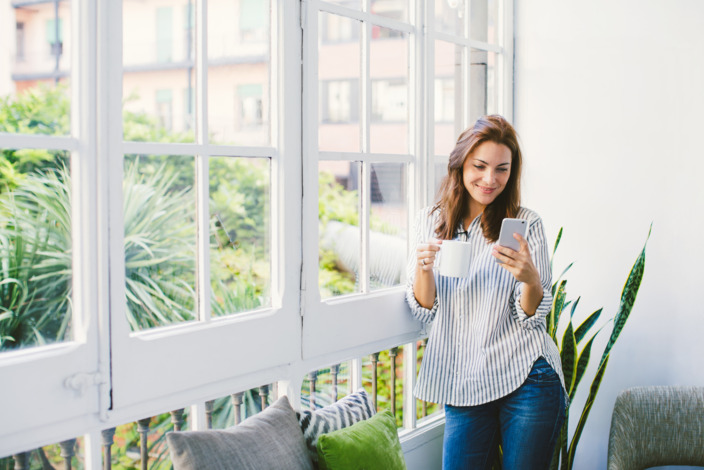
[525,357,560,384]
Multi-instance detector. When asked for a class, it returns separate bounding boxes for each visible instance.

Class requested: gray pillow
[166,395,313,470]
[297,389,376,467]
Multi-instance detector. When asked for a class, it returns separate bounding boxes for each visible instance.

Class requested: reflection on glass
[470,0,499,44]
[469,49,497,124]
[370,27,409,154]
[319,13,361,153]
[208,0,271,146]
[435,40,464,157]
[123,0,196,142]
[371,0,409,22]
[434,0,464,36]
[370,163,407,290]
[2,2,71,136]
[319,161,361,299]
[123,155,196,331]
[210,157,271,316]
[0,149,71,352]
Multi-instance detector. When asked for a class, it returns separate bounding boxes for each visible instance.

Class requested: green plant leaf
[566,356,609,469]
[574,308,603,344]
[561,320,577,393]
[598,225,651,368]
[570,330,600,400]
[550,227,563,271]
[548,280,567,340]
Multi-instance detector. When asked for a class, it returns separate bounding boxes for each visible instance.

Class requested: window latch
[64,372,106,397]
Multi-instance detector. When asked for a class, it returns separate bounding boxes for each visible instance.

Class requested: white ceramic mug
[438,240,471,277]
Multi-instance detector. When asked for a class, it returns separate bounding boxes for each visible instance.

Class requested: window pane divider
[121,142,277,158]
[0,133,79,151]
[430,31,502,54]
[316,0,415,34]
[318,151,413,163]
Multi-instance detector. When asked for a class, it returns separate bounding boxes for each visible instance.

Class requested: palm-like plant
[123,157,197,330]
[548,226,651,470]
[0,165,72,350]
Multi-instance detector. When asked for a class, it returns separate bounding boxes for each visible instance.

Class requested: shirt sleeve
[405,208,439,324]
[511,216,553,329]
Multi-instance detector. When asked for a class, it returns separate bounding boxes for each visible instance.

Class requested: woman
[406,115,566,469]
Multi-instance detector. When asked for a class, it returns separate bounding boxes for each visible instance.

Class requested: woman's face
[462,140,512,211]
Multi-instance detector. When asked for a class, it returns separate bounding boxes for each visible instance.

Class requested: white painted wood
[0,0,102,450]
[0,133,78,150]
[109,0,301,412]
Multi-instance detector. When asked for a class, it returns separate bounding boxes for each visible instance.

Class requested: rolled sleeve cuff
[405,286,439,324]
[513,284,552,329]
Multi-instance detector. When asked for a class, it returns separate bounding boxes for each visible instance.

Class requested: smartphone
[496,218,527,262]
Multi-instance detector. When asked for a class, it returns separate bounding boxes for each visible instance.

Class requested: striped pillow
[297,389,376,467]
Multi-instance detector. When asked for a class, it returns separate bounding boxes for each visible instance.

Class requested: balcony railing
[2,340,439,468]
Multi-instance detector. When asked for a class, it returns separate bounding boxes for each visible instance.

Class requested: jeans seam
[481,427,499,470]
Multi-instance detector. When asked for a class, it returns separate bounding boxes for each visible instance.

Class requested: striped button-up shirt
[406,206,566,406]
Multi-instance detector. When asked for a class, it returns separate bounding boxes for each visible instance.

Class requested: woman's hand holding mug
[416,239,442,272]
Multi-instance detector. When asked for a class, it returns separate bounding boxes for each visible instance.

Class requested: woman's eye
[498,168,508,172]
[474,165,484,170]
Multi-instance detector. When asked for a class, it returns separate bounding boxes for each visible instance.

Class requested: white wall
[515,1,704,468]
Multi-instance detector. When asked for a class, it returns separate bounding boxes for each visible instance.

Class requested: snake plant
[549,225,651,470]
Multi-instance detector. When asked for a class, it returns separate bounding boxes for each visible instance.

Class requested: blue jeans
[442,357,566,470]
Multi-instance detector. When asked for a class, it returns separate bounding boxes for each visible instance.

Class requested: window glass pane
[210,157,271,316]
[470,0,499,44]
[208,0,271,146]
[1,3,71,136]
[370,27,409,154]
[434,159,448,202]
[434,40,465,157]
[123,155,196,331]
[319,13,361,153]
[123,0,196,142]
[322,0,361,10]
[370,0,408,23]
[434,0,464,36]
[469,48,497,124]
[369,163,407,291]
[0,149,72,352]
[319,161,361,299]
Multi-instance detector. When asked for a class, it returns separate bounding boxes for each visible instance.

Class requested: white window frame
[0,0,513,460]
[0,0,105,455]
[104,0,302,417]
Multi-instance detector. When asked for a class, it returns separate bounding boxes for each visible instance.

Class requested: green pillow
[316,410,407,470]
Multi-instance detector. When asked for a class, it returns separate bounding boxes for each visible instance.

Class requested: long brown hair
[433,115,522,242]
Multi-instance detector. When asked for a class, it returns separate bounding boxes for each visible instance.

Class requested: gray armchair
[607,386,704,469]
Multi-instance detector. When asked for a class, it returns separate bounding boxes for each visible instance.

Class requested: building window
[156,7,173,63]
[45,18,63,57]
[155,89,173,131]
[320,80,359,123]
[371,79,407,122]
[16,22,25,61]
[237,84,263,127]
[239,0,267,43]
[184,3,195,62]
[321,13,359,43]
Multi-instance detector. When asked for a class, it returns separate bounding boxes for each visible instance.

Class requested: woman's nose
[482,171,495,184]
